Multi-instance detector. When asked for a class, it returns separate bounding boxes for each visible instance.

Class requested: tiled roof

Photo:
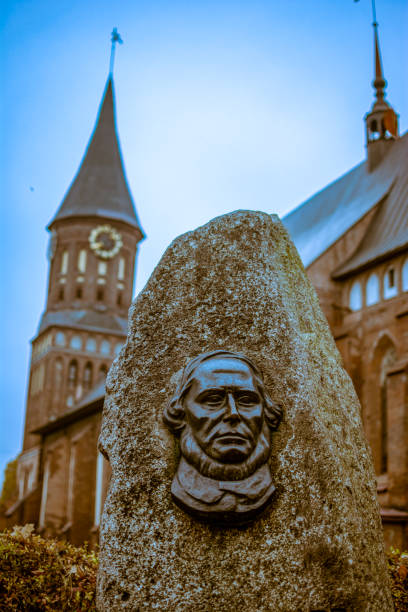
[333,158,408,278]
[38,308,128,336]
[49,76,144,237]
[283,132,408,269]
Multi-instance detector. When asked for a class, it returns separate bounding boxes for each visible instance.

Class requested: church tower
[365,20,399,171]
[17,74,143,504]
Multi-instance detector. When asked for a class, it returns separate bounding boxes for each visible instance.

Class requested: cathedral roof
[283,131,408,271]
[49,76,143,236]
[37,308,128,336]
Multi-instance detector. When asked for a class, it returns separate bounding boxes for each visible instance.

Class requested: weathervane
[109,28,123,75]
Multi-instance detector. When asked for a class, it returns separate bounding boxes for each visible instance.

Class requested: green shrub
[0,525,97,611]
[387,547,408,612]
[0,525,407,610]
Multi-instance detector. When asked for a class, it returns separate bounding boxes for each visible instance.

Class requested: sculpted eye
[201,392,225,406]
[237,392,259,406]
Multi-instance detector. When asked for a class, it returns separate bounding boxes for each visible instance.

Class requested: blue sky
[1,0,407,485]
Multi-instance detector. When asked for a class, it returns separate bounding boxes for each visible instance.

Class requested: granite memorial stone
[97,211,392,611]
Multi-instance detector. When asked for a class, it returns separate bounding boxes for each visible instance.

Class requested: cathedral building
[4,74,144,545]
[283,25,408,549]
[3,24,407,549]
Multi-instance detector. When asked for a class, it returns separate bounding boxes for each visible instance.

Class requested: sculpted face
[183,357,264,463]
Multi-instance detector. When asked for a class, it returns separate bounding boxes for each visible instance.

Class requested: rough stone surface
[97,211,392,611]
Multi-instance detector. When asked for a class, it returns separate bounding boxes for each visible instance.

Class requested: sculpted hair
[163,350,283,434]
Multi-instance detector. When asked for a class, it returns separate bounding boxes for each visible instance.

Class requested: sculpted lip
[215,433,248,442]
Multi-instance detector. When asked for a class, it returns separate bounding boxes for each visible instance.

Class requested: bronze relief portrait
[163,350,283,525]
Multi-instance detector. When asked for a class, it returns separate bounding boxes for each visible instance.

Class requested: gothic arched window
[402,259,408,292]
[70,335,82,350]
[366,273,380,306]
[100,340,110,355]
[99,364,108,380]
[86,337,97,352]
[77,249,87,273]
[68,360,78,387]
[83,362,93,390]
[349,280,362,311]
[118,257,125,281]
[60,250,69,275]
[54,358,63,390]
[370,336,397,475]
[55,331,66,346]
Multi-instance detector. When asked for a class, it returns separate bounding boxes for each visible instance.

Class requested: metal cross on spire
[109,28,123,75]
[371,0,378,25]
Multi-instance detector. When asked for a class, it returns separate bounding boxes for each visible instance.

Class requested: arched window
[77,249,87,273]
[61,250,69,275]
[86,337,97,352]
[98,261,107,276]
[70,335,82,350]
[99,364,108,380]
[100,340,110,355]
[366,273,380,306]
[402,259,408,292]
[370,336,397,475]
[68,360,78,387]
[383,267,398,300]
[118,257,125,281]
[55,331,66,347]
[83,362,93,390]
[349,280,362,311]
[94,452,104,527]
[54,358,63,390]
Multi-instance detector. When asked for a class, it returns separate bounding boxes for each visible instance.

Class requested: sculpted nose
[224,393,240,421]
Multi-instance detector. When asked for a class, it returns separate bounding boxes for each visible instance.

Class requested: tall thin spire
[372,18,386,104]
[364,2,399,170]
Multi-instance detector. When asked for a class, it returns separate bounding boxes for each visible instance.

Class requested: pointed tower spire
[49,72,143,237]
[364,7,399,171]
[373,22,386,102]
